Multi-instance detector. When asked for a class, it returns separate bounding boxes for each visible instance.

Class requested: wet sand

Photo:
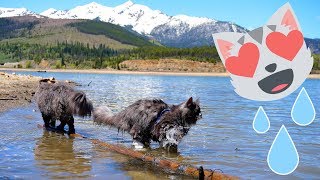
[0,72,40,113]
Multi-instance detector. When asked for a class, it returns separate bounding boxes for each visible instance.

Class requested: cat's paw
[132,140,146,150]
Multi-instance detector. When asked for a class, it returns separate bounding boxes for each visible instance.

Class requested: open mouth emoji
[258,69,294,94]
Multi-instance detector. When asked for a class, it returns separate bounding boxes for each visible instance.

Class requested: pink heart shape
[266,30,303,61]
[225,43,260,78]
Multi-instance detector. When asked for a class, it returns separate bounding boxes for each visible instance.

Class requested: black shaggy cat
[93,97,201,150]
[34,79,93,134]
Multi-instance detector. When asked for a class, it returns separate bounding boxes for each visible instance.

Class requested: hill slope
[0,2,318,53]
[69,20,153,47]
[305,38,320,54]
[0,16,153,49]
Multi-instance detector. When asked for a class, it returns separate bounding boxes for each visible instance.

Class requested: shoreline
[0,68,230,77]
[1,68,320,79]
[0,72,40,113]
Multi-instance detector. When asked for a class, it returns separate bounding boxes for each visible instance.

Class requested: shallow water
[0,71,319,179]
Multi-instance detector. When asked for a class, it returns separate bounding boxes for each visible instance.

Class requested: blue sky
[0,0,319,38]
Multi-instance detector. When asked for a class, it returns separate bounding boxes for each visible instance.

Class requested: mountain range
[0,1,319,53]
[0,1,247,47]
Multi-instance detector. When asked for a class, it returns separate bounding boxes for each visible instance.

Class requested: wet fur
[34,80,93,134]
[93,98,201,150]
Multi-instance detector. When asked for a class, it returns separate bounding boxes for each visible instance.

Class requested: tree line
[0,41,319,70]
[0,42,221,69]
[0,41,120,68]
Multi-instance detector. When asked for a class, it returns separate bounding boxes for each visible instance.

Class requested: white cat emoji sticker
[213,3,313,101]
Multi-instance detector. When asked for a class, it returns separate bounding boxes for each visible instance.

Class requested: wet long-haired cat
[93,97,201,151]
[35,79,93,134]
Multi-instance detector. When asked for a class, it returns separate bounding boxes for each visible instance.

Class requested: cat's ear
[185,97,193,108]
[212,32,245,65]
[267,3,301,31]
[195,98,200,105]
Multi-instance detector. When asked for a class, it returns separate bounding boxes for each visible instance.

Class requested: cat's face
[179,97,202,125]
[213,3,313,101]
[155,97,201,152]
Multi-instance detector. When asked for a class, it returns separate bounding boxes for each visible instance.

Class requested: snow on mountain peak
[0,7,35,17]
[37,1,221,35]
[173,15,216,26]
[65,2,113,20]
[166,15,216,30]
[44,8,57,12]
[112,1,170,34]
[40,8,68,19]
[116,0,134,9]
[81,1,106,9]
[0,2,251,49]
[40,8,57,16]
[113,1,135,14]
[86,2,100,6]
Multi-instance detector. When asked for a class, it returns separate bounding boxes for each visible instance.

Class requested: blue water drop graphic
[267,125,299,175]
[253,106,270,134]
[291,87,316,126]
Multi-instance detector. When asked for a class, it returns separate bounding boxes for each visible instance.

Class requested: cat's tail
[93,106,116,125]
[69,91,93,117]
[93,106,131,132]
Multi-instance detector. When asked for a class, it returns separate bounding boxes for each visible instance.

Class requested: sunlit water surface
[0,71,319,179]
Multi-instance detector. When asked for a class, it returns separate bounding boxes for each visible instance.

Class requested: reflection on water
[34,131,91,178]
[90,143,192,180]
[0,70,320,179]
[33,128,193,179]
[0,105,189,179]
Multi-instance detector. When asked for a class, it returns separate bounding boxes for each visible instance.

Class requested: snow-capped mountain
[0,7,35,18]
[40,1,173,35]
[151,21,246,47]
[38,1,237,34]
[63,2,114,20]
[110,1,170,34]
[0,1,246,47]
[40,8,67,19]
[0,2,318,51]
[37,1,247,46]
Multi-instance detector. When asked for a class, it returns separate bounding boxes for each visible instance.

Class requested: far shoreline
[0,68,230,77]
[1,68,320,79]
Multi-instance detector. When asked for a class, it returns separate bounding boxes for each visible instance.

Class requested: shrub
[25,60,32,68]
[313,54,320,70]
[55,60,62,69]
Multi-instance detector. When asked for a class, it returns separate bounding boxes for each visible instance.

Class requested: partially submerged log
[90,139,237,180]
[38,125,237,179]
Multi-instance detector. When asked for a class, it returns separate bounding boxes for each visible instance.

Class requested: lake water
[0,71,319,179]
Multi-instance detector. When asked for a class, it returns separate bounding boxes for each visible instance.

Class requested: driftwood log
[90,139,237,180]
[38,124,238,180]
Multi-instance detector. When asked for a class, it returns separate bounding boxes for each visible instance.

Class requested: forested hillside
[69,21,154,47]
[0,42,221,69]
[0,16,319,72]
